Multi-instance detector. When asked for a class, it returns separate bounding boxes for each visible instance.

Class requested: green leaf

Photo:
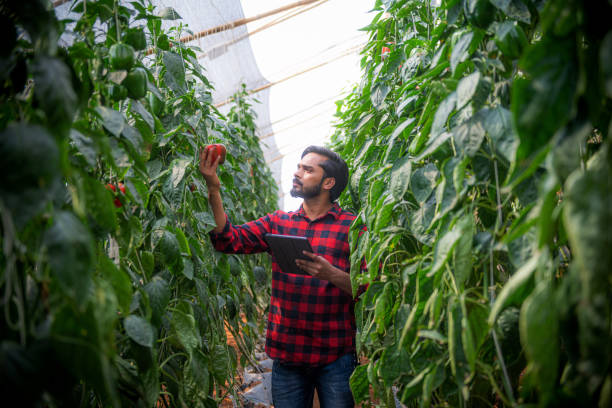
[31,56,78,133]
[396,95,418,116]
[481,106,517,162]
[144,277,170,327]
[185,351,210,399]
[391,117,416,140]
[490,0,531,23]
[194,212,216,233]
[354,113,374,133]
[456,71,480,109]
[370,82,391,109]
[461,308,478,374]
[174,228,191,256]
[410,163,439,204]
[96,106,126,137]
[170,159,190,188]
[520,282,559,400]
[116,216,143,257]
[433,157,465,223]
[51,300,119,406]
[448,298,469,386]
[350,228,369,296]
[563,148,612,379]
[374,282,396,334]
[0,124,60,228]
[171,304,201,355]
[389,155,412,201]
[430,225,462,277]
[422,363,446,405]
[431,92,457,137]
[453,214,474,289]
[98,254,132,314]
[130,100,154,130]
[464,300,489,372]
[163,51,186,94]
[563,147,612,291]
[494,21,529,59]
[44,212,94,306]
[182,258,194,280]
[451,30,474,74]
[210,344,231,383]
[154,230,183,274]
[379,343,410,387]
[512,35,578,161]
[375,202,396,236]
[410,197,436,246]
[125,177,149,208]
[551,120,592,183]
[401,368,428,403]
[69,129,98,168]
[121,125,145,155]
[84,177,118,233]
[414,131,452,161]
[350,365,369,404]
[124,315,154,347]
[453,117,485,157]
[418,329,448,343]
[489,255,537,324]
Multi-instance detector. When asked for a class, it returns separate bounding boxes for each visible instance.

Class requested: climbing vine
[0,0,276,406]
[333,0,611,406]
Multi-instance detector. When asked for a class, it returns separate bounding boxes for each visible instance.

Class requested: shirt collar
[292,202,341,221]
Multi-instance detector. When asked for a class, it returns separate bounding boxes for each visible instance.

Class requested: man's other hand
[296,251,334,281]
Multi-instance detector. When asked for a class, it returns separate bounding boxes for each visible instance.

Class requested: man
[199,145,361,408]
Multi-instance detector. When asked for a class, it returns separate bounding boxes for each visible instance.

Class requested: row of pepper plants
[333,0,611,406]
[0,0,278,406]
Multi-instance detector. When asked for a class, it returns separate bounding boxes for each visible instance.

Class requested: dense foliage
[0,0,277,406]
[332,0,611,406]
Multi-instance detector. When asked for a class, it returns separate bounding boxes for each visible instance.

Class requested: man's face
[290,153,329,199]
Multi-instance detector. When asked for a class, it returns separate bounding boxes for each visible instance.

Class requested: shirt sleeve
[208,212,273,254]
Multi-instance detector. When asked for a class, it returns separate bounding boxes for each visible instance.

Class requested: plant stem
[490,158,516,404]
[225,321,263,373]
[114,0,121,42]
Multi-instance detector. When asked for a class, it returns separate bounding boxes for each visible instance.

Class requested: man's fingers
[302,250,317,260]
[296,259,321,272]
[295,260,314,276]
[205,149,213,167]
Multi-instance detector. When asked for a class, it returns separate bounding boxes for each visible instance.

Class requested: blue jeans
[271,353,357,408]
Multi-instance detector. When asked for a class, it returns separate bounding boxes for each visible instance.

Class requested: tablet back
[264,233,313,275]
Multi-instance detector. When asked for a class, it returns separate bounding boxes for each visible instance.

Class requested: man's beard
[290,178,323,199]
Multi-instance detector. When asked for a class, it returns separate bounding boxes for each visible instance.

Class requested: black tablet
[264,233,314,275]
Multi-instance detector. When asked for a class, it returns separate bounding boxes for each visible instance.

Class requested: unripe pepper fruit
[109,43,135,71]
[122,67,147,99]
[123,28,147,51]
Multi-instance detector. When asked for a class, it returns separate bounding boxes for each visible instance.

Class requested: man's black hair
[301,146,349,202]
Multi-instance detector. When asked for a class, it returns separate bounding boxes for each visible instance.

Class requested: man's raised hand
[199,147,222,192]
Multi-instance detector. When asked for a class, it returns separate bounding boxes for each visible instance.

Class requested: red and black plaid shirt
[209,203,360,366]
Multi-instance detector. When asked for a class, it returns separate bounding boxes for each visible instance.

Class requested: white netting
[55,0,372,210]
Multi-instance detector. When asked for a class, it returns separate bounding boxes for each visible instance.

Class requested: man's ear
[323,177,336,191]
